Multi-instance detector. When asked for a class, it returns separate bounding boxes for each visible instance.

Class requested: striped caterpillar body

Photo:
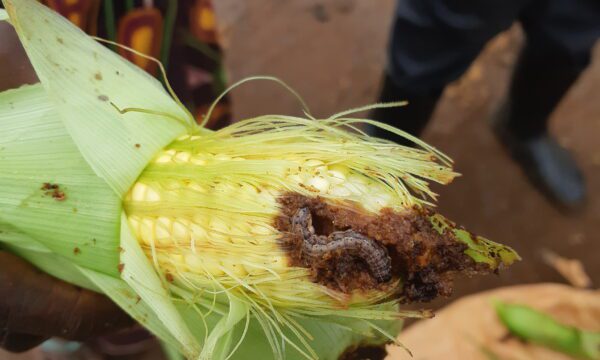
[292,208,392,283]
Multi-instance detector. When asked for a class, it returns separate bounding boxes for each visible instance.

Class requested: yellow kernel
[306,176,330,193]
[192,214,209,227]
[251,224,274,236]
[304,159,324,167]
[185,254,204,272]
[188,182,207,193]
[327,169,347,184]
[348,174,369,185]
[140,218,156,246]
[203,258,225,276]
[174,151,192,163]
[257,190,276,204]
[154,154,172,163]
[287,174,303,184]
[155,217,172,243]
[270,255,288,268]
[329,185,352,197]
[131,183,148,201]
[189,224,207,252]
[190,157,207,165]
[346,181,368,196]
[214,183,235,193]
[364,194,391,211]
[329,165,349,174]
[315,165,328,174]
[239,182,259,194]
[229,224,248,237]
[209,218,231,243]
[173,219,191,242]
[215,154,231,161]
[224,261,247,277]
[145,186,161,202]
[168,254,184,266]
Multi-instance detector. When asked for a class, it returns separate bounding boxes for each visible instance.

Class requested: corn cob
[124,117,518,312]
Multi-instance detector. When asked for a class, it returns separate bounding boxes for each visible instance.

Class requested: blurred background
[1,0,598,359]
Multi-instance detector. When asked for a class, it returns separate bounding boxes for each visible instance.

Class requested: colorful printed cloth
[39,0,231,129]
[0,2,230,358]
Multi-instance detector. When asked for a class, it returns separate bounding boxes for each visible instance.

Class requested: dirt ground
[215,0,600,309]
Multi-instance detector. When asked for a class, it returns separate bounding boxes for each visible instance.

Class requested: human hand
[0,20,38,92]
[0,251,134,353]
[0,20,136,355]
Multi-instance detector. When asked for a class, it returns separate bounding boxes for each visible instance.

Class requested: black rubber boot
[492,39,587,210]
[493,100,586,211]
[369,74,441,146]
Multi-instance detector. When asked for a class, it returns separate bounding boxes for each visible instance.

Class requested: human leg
[372,0,522,142]
[494,0,600,208]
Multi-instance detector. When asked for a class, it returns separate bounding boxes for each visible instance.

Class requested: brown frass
[276,193,492,303]
[41,182,66,201]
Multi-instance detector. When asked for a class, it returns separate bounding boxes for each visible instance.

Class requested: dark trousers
[386,0,600,138]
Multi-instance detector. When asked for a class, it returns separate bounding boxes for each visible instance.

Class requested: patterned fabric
[40,0,231,129]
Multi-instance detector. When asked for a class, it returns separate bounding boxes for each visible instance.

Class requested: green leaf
[0,84,121,275]
[119,213,200,358]
[3,0,193,196]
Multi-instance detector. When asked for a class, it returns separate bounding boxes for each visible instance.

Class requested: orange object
[117,8,164,75]
[43,0,101,34]
[190,0,218,44]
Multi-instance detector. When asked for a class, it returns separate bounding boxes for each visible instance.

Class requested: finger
[0,251,134,341]
[0,331,48,353]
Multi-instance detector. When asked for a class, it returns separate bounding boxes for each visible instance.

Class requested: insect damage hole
[310,212,336,236]
[291,206,392,286]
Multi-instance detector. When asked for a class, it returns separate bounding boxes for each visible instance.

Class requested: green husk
[3,0,193,196]
[0,83,120,276]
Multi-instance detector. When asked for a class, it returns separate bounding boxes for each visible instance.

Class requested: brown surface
[387,283,600,360]
[216,0,600,310]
